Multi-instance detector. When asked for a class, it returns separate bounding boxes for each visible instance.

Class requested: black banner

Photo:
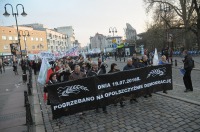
[47,64,172,119]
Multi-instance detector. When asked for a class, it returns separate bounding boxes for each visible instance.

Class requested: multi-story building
[90,33,107,51]
[56,26,75,48]
[0,26,47,55]
[106,36,122,52]
[46,29,68,52]
[21,23,69,52]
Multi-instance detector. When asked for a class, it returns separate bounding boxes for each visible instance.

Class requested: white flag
[153,48,159,66]
[37,58,51,85]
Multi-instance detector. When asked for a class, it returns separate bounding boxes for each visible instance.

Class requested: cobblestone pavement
[35,56,200,132]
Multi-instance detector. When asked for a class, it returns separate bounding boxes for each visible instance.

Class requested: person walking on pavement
[182,50,194,92]
[0,58,3,74]
[13,60,18,75]
[108,63,125,107]
[87,61,108,113]
[43,73,59,119]
[69,65,86,119]
[123,58,138,103]
[139,55,152,98]
[158,55,169,94]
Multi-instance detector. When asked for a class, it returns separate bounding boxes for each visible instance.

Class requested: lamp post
[109,27,118,53]
[160,3,171,49]
[19,30,30,56]
[109,27,117,37]
[3,3,27,58]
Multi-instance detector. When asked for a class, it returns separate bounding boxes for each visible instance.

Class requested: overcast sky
[0,0,150,46]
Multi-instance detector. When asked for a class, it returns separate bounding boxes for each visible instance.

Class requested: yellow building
[0,26,47,55]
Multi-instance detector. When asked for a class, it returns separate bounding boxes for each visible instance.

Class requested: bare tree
[144,0,200,50]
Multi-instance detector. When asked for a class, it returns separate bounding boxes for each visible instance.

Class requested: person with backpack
[182,50,194,92]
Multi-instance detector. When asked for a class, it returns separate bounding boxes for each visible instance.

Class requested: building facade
[0,26,47,55]
[56,26,75,48]
[46,29,68,52]
[21,23,69,52]
[90,33,107,51]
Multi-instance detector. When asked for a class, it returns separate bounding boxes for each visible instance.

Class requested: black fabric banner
[47,64,172,119]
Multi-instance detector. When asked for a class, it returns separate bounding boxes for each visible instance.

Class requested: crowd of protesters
[11,49,192,119]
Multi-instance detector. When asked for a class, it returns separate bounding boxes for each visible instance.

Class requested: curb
[155,92,200,106]
[31,74,45,132]
[172,66,200,71]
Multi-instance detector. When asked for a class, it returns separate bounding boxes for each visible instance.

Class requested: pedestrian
[63,63,72,82]
[123,58,138,103]
[0,58,2,74]
[139,55,152,97]
[87,62,108,113]
[13,60,18,75]
[43,73,59,119]
[69,65,86,119]
[182,50,194,92]
[132,53,140,68]
[108,63,125,107]
[158,55,168,94]
[69,65,86,81]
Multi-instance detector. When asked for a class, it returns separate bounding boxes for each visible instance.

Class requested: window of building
[15,37,18,40]
[4,45,9,49]
[2,36,6,40]
[8,36,12,40]
[23,37,27,40]
[47,39,50,43]
[35,38,38,41]
[32,46,35,49]
[40,38,43,41]
[51,46,53,49]
[31,37,34,41]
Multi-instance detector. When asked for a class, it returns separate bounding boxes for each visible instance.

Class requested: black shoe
[103,110,108,114]
[120,102,125,107]
[163,90,168,94]
[96,109,100,113]
[149,94,152,97]
[133,98,138,102]
[144,95,148,98]
[120,104,125,108]
[184,89,190,92]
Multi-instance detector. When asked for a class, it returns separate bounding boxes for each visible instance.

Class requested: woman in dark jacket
[44,73,59,105]
[108,63,125,107]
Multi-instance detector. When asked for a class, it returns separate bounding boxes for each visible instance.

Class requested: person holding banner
[123,58,138,103]
[108,63,125,107]
[63,63,72,82]
[139,55,152,98]
[69,65,86,81]
[87,62,108,113]
[44,73,59,105]
[158,55,168,94]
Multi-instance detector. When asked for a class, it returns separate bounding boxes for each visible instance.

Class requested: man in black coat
[182,50,194,92]
[87,62,107,113]
[123,58,138,103]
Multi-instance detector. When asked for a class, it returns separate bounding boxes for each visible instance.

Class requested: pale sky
[0,0,150,46]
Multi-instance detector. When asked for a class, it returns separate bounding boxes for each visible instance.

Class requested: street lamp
[109,27,117,36]
[109,27,118,52]
[160,3,171,49]
[3,3,27,58]
[19,30,30,56]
